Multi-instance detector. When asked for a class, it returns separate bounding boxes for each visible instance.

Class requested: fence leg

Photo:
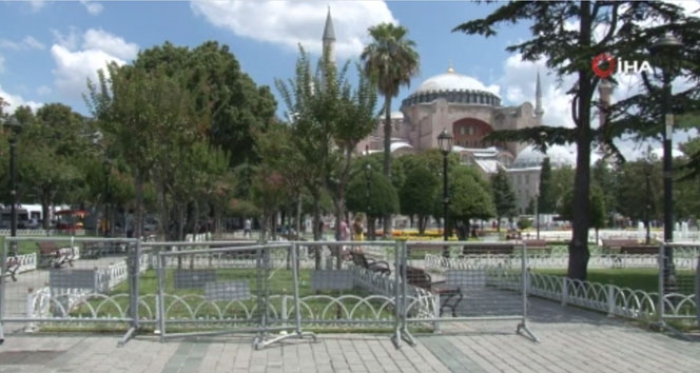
[516,243,538,342]
[606,284,615,317]
[25,288,36,333]
[253,243,316,350]
[561,277,568,306]
[0,239,8,345]
[118,239,140,347]
[432,293,441,334]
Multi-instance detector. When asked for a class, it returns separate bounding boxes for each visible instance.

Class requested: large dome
[402,66,501,108]
[415,69,493,95]
[512,145,576,169]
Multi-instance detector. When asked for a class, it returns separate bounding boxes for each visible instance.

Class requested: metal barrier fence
[0,236,140,346]
[1,237,544,349]
[150,240,317,349]
[399,241,537,346]
[658,243,699,333]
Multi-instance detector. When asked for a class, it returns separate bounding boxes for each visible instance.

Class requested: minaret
[322,6,336,64]
[534,71,544,120]
[597,80,614,159]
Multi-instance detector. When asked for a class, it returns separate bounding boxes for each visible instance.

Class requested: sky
[1,0,699,160]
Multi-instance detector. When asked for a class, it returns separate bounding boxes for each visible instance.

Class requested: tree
[400,165,438,234]
[324,60,380,259]
[454,1,698,280]
[537,157,555,213]
[132,41,277,167]
[592,159,619,224]
[550,166,575,212]
[275,46,335,258]
[361,23,420,237]
[86,64,202,239]
[440,165,495,239]
[491,167,516,232]
[559,185,606,242]
[346,169,399,232]
[616,151,662,224]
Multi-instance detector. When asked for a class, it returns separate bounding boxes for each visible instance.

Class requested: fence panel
[152,240,317,349]
[294,240,400,329]
[402,240,537,342]
[0,236,139,342]
[659,243,699,332]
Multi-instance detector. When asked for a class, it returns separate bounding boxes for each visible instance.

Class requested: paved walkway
[1,298,698,373]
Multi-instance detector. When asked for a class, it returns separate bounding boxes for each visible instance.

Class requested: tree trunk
[334,194,346,271]
[157,180,168,241]
[383,96,392,238]
[40,189,51,231]
[567,1,593,281]
[134,172,144,240]
[496,215,502,232]
[312,193,321,270]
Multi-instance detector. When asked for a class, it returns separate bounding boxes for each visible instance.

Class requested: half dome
[512,145,576,169]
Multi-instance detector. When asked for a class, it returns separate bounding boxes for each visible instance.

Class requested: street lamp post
[645,166,652,245]
[3,117,22,256]
[649,33,683,293]
[438,129,453,258]
[365,162,372,241]
[535,194,540,240]
[103,159,112,238]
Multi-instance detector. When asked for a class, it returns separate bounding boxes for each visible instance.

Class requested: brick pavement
[0,300,699,373]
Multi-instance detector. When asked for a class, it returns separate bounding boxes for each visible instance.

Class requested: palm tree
[361,23,419,236]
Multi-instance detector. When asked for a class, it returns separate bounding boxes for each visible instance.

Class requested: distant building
[321,9,584,214]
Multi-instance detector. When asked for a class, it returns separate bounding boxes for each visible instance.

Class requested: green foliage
[346,169,399,217]
[400,165,438,217]
[444,165,495,221]
[559,185,606,229]
[491,168,517,223]
[517,217,532,230]
[592,159,619,217]
[131,41,277,167]
[550,166,575,212]
[454,1,700,279]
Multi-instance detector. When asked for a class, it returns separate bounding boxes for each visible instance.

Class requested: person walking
[244,218,252,238]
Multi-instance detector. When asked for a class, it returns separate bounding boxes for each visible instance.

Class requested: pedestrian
[244,218,252,238]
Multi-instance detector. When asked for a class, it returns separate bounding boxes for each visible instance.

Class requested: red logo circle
[592,53,616,79]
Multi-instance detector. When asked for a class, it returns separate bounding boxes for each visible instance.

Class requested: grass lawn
[71,267,398,323]
[533,268,696,295]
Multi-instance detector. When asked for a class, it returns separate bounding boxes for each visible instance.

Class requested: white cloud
[0,35,45,50]
[80,0,103,16]
[36,85,51,96]
[0,85,42,113]
[491,0,700,161]
[50,28,139,98]
[190,0,397,59]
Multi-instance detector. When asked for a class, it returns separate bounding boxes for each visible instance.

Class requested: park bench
[399,265,463,317]
[461,244,514,256]
[2,255,20,282]
[37,242,74,269]
[522,239,551,256]
[350,251,391,276]
[619,245,660,255]
[81,241,104,259]
[601,239,638,254]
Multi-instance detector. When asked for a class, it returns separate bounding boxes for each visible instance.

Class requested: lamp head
[3,116,22,135]
[437,129,453,154]
[649,33,683,56]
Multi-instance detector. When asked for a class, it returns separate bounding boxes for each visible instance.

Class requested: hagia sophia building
[320,10,611,214]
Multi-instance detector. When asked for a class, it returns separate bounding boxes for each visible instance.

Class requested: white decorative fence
[28,253,150,319]
[425,254,698,321]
